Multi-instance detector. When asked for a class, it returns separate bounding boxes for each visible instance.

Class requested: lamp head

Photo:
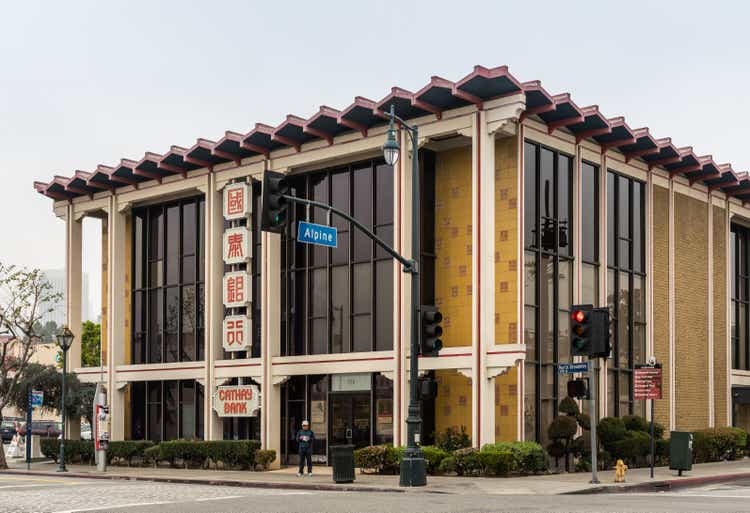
[382,105,400,166]
[56,325,74,351]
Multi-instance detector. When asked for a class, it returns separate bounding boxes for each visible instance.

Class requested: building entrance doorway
[329,392,371,449]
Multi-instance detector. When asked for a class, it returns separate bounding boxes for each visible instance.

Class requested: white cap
[302,420,310,426]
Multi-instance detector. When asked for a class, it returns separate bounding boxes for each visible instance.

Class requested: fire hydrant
[614,459,628,483]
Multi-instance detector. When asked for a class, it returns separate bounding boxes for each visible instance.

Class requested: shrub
[482,441,546,474]
[611,430,650,466]
[558,397,580,416]
[436,426,471,452]
[158,440,259,469]
[478,447,517,476]
[597,417,626,453]
[453,447,482,476]
[421,446,450,474]
[40,439,95,465]
[438,456,456,474]
[693,427,747,463]
[622,415,650,433]
[254,449,276,470]
[143,445,161,466]
[107,441,155,466]
[353,445,401,474]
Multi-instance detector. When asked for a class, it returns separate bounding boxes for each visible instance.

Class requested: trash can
[669,431,693,475]
[330,445,355,483]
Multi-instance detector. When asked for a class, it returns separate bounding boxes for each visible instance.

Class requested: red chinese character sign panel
[223,182,250,220]
[223,315,251,352]
[223,227,251,264]
[223,271,250,308]
[633,365,663,400]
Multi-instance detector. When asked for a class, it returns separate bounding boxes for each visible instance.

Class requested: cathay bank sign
[212,385,261,417]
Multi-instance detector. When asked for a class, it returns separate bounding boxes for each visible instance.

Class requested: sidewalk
[4,456,750,495]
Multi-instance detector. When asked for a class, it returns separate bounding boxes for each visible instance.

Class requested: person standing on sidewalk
[296,420,314,477]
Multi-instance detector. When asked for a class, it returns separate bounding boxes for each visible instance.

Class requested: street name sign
[31,391,43,408]
[297,221,337,248]
[558,362,590,374]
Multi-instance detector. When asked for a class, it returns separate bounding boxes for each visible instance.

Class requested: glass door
[329,392,371,449]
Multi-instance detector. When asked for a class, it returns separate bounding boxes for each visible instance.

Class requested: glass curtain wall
[130,380,204,441]
[606,171,646,416]
[280,160,395,356]
[523,141,573,444]
[132,196,206,364]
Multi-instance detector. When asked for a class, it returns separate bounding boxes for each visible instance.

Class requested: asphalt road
[2,474,750,513]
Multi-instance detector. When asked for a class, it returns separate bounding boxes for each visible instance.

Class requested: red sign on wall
[634,365,663,400]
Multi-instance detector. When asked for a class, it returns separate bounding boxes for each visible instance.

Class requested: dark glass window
[606,171,646,417]
[581,162,600,305]
[132,196,205,364]
[732,225,750,370]
[280,159,396,355]
[132,380,204,441]
[523,141,573,444]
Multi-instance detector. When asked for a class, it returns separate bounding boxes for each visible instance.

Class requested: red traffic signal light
[572,310,587,323]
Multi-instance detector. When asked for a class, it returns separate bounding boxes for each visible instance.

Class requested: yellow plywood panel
[494,367,518,441]
[434,369,473,442]
[434,147,473,347]
[494,137,518,345]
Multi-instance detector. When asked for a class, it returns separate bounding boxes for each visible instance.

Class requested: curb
[565,471,750,494]
[0,469,407,494]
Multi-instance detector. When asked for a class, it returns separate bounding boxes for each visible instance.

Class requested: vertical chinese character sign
[222,182,252,352]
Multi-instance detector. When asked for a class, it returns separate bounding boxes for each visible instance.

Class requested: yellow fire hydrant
[614,459,628,483]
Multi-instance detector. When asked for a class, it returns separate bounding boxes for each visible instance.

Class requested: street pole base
[399,456,427,487]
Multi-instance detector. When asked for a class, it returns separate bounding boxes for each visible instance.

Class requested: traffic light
[420,305,443,357]
[570,304,611,358]
[570,304,593,357]
[567,378,589,399]
[260,170,290,233]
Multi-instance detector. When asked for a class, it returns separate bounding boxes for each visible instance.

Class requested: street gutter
[565,471,750,494]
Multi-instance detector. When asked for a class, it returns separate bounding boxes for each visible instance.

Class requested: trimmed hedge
[693,427,747,463]
[481,441,546,474]
[40,439,265,470]
[353,445,401,474]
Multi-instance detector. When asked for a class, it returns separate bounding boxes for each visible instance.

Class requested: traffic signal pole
[590,357,599,484]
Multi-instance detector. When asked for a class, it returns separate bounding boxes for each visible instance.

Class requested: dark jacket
[296,429,314,450]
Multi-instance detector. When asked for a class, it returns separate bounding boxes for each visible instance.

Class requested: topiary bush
[612,430,650,466]
[597,417,626,454]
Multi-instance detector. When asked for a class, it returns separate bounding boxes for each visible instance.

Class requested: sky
[1,0,749,317]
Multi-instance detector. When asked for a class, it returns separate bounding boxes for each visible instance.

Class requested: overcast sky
[1,0,748,317]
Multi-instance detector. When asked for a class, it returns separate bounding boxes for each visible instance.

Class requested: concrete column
[206,174,224,440]
[263,231,282,468]
[477,111,497,447]
[106,196,128,441]
[65,204,83,439]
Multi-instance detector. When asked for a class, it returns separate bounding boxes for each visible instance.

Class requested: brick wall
[713,205,728,426]
[674,193,709,431]
[652,186,670,428]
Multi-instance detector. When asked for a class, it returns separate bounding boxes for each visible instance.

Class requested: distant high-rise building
[40,269,92,326]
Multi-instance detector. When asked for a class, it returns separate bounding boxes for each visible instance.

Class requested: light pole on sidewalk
[55,325,74,472]
[382,104,426,487]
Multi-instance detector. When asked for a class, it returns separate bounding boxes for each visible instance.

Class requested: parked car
[0,419,21,442]
[16,421,61,438]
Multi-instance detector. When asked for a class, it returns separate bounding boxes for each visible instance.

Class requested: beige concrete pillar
[263,231,282,468]
[106,196,128,441]
[65,204,83,439]
[477,111,497,447]
[206,174,224,440]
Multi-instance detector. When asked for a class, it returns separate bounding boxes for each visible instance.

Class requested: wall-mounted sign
[213,385,261,417]
[223,182,250,220]
[634,364,663,400]
[223,271,250,308]
[331,373,372,392]
[223,315,251,351]
[223,226,252,264]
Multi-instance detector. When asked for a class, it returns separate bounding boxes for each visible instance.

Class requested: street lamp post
[55,325,74,472]
[383,104,426,487]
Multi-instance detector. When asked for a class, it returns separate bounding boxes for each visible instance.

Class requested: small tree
[546,397,590,472]
[57,321,100,368]
[0,263,60,469]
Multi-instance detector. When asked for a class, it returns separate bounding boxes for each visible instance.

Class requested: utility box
[669,431,693,475]
[330,445,355,484]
